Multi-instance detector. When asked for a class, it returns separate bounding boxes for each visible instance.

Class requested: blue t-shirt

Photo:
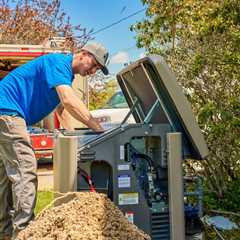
[0,53,74,125]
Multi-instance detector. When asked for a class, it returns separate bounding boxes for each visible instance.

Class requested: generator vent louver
[151,212,170,240]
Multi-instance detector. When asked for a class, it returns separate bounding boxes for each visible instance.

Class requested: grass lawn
[35,190,54,215]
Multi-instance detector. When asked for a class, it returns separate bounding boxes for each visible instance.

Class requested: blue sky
[61,0,146,75]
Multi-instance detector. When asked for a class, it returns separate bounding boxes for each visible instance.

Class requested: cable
[84,8,147,37]
[75,8,146,64]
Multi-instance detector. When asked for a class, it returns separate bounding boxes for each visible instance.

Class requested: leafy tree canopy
[89,78,118,110]
[132,0,240,210]
[0,0,92,47]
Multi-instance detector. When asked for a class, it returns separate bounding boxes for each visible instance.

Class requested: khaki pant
[0,116,37,239]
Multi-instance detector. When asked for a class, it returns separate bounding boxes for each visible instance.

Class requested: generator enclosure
[54,56,208,240]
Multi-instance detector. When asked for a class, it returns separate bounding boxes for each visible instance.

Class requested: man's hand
[56,85,104,132]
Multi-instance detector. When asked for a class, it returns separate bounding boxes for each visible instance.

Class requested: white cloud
[110,51,129,64]
[139,52,146,59]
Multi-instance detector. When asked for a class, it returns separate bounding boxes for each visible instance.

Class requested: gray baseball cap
[82,42,109,75]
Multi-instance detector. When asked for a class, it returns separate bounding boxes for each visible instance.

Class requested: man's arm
[56,104,74,130]
[55,85,104,132]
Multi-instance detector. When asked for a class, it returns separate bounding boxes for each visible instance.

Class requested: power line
[89,8,146,36]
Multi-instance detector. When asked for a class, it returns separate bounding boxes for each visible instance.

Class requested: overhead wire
[85,8,147,37]
[79,7,147,72]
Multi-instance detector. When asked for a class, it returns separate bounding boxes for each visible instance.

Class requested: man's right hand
[55,85,104,132]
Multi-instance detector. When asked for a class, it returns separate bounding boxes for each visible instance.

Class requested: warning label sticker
[125,211,134,224]
[118,193,139,205]
[117,164,130,171]
[120,145,124,160]
[118,175,131,188]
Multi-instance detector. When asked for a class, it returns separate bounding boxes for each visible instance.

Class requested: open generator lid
[116,55,208,160]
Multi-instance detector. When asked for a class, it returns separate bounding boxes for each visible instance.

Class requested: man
[0,42,108,239]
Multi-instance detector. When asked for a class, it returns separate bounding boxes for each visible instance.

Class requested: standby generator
[54,56,208,240]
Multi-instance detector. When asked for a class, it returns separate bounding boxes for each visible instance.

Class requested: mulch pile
[16,192,151,240]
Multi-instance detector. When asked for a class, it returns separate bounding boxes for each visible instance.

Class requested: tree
[0,0,92,48]
[89,76,118,110]
[132,0,240,210]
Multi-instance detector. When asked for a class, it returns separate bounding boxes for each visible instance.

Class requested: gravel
[16,192,151,240]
